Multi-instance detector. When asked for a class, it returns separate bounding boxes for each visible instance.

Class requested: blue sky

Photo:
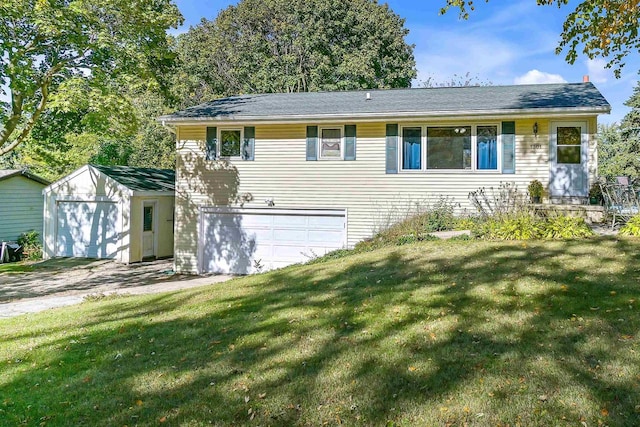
[174,0,640,124]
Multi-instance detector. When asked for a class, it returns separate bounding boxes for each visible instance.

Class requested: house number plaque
[531,144,542,150]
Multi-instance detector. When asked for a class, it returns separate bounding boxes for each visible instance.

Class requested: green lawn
[0,262,34,274]
[1,238,639,426]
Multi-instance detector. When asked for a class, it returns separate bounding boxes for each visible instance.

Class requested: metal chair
[599,180,640,228]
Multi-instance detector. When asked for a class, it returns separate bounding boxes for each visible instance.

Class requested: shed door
[549,122,588,197]
[200,208,346,274]
[56,201,118,258]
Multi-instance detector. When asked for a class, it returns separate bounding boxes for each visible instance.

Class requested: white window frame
[398,123,502,173]
[218,128,244,160]
[318,126,344,160]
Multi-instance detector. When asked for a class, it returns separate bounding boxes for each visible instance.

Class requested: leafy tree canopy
[441,0,640,77]
[0,0,183,156]
[598,76,640,178]
[175,0,416,101]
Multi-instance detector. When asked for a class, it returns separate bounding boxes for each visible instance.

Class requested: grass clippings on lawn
[0,238,639,426]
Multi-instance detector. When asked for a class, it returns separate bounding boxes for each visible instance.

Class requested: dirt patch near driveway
[0,258,230,303]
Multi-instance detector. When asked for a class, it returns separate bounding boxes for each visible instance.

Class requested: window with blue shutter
[243,126,255,160]
[306,126,318,161]
[344,125,356,160]
[502,121,516,174]
[206,127,217,160]
[386,124,398,174]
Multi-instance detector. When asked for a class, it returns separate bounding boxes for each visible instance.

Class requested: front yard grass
[1,238,639,426]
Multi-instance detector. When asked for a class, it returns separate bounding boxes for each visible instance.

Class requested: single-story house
[159,82,611,275]
[0,169,49,243]
[42,164,175,263]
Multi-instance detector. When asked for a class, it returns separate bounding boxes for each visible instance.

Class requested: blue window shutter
[386,124,398,174]
[206,127,217,160]
[502,121,516,174]
[344,125,356,160]
[243,126,255,160]
[306,126,318,161]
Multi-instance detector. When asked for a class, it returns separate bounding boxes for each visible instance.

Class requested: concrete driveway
[0,258,232,318]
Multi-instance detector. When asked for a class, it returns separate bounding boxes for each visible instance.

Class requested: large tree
[441,0,640,77]
[175,0,416,101]
[598,77,640,177]
[0,0,183,156]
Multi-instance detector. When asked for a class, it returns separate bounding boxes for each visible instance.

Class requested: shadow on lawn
[1,238,639,426]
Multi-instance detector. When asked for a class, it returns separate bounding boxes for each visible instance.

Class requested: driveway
[0,258,232,318]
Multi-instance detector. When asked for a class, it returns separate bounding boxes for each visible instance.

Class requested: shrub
[468,182,530,219]
[527,179,544,199]
[17,230,42,261]
[474,212,542,240]
[541,215,594,239]
[619,214,640,236]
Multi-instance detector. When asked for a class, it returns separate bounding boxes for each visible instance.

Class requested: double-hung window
[220,129,242,158]
[398,124,500,172]
[320,127,342,159]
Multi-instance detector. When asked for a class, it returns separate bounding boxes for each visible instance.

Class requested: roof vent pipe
[583,75,590,83]
[366,92,371,100]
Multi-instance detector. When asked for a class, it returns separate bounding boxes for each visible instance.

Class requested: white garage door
[200,208,346,274]
[56,201,119,258]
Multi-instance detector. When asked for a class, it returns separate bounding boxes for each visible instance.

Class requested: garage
[55,201,119,258]
[43,164,175,263]
[200,207,346,274]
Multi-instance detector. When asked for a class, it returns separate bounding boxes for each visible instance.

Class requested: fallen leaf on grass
[159,416,167,423]
[600,408,609,416]
[135,400,143,406]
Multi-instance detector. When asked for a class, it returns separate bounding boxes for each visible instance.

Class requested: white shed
[43,165,175,263]
[0,169,49,243]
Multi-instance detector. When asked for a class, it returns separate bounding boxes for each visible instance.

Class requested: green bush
[619,214,640,236]
[541,215,594,239]
[474,213,542,240]
[473,213,594,241]
[17,230,42,260]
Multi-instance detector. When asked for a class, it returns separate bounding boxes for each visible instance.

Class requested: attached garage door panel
[201,209,346,274]
[56,201,119,258]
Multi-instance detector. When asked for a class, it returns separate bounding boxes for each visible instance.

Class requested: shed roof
[159,82,610,123]
[90,165,175,192]
[0,169,49,186]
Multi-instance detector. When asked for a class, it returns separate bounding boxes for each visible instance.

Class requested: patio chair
[599,180,640,228]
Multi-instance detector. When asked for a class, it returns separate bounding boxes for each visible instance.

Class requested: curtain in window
[477,139,497,169]
[403,128,421,170]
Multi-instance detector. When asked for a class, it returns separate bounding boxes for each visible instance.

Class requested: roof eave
[158,106,611,126]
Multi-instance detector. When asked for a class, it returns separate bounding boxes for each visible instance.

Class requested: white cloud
[585,58,610,84]
[513,69,567,85]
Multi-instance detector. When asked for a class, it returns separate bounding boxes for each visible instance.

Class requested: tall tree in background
[598,77,640,177]
[0,0,183,157]
[175,0,416,102]
[441,0,639,77]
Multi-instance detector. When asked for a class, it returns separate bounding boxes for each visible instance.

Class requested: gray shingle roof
[91,165,175,192]
[159,82,610,123]
[0,169,49,185]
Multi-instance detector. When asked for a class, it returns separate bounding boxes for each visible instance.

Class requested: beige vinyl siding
[175,117,599,273]
[0,176,46,242]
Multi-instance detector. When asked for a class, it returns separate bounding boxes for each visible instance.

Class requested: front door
[549,122,588,197]
[142,202,155,258]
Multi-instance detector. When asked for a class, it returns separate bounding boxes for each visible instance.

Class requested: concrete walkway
[0,258,232,318]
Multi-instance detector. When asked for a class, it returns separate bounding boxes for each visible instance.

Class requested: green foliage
[441,1,639,78]
[473,212,543,240]
[527,179,544,198]
[540,215,594,239]
[619,214,640,236]
[175,0,416,102]
[474,212,594,241]
[0,0,183,156]
[17,230,42,261]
